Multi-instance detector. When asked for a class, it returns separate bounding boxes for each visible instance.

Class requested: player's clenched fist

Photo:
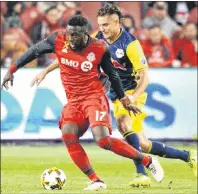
[120,95,141,115]
[1,71,14,90]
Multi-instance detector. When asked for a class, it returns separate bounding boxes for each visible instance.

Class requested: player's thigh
[84,95,112,134]
[91,126,110,142]
[112,99,133,134]
[59,103,88,137]
[126,90,148,133]
[61,122,80,136]
[113,91,147,133]
[116,114,132,134]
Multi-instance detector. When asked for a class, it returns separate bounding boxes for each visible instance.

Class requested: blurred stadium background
[1,1,197,194]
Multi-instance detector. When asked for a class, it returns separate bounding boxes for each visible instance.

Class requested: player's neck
[108,28,122,44]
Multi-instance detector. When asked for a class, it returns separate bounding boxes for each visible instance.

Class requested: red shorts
[58,94,112,135]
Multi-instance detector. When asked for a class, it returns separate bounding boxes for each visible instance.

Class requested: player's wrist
[120,95,128,101]
[43,69,48,75]
[120,95,130,106]
[9,64,18,74]
[129,95,136,103]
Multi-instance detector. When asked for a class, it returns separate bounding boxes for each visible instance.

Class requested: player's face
[97,14,120,40]
[66,30,85,50]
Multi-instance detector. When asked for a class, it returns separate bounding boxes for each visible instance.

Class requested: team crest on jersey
[86,52,96,62]
[81,61,93,72]
[140,58,147,66]
[115,49,124,58]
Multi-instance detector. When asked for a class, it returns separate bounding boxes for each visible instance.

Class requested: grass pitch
[1,143,197,194]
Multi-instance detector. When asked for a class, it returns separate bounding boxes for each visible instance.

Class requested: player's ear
[115,17,120,25]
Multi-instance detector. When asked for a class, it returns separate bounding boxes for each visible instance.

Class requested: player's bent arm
[100,48,125,99]
[99,48,141,114]
[9,32,58,73]
[2,32,57,90]
[43,58,60,74]
[30,59,60,87]
[126,39,149,101]
[132,68,149,100]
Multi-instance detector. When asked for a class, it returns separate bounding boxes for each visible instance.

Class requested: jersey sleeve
[14,32,58,69]
[126,40,148,71]
[100,47,125,99]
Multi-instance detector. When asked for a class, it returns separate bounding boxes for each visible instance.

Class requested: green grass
[1,144,197,194]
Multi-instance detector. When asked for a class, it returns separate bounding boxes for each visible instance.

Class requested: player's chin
[103,34,110,39]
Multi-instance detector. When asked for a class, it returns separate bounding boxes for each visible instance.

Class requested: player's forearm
[9,46,41,73]
[132,69,149,98]
[9,33,57,74]
[43,59,59,75]
[100,48,125,99]
[109,74,125,99]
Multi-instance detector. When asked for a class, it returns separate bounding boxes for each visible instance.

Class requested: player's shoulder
[94,31,104,39]
[90,36,107,48]
[47,31,65,42]
[120,30,137,45]
[91,30,102,39]
[55,31,66,39]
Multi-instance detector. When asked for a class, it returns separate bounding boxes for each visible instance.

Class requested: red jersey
[14,32,125,102]
[54,33,109,101]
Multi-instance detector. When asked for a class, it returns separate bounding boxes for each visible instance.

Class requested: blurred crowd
[1,1,197,68]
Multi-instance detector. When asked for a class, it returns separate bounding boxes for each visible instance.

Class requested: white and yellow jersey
[95,29,148,100]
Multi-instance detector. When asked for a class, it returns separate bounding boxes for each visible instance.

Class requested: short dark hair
[97,4,122,20]
[68,15,88,27]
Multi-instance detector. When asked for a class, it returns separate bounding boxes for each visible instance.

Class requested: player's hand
[128,95,137,104]
[1,71,14,90]
[30,70,47,87]
[120,95,141,115]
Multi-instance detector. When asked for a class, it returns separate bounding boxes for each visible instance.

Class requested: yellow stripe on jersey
[91,31,98,38]
[126,40,148,71]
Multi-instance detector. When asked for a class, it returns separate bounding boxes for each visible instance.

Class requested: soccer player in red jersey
[2,15,164,191]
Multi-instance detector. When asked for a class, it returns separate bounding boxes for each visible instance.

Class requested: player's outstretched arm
[1,32,57,90]
[130,68,149,102]
[126,40,150,102]
[30,58,59,87]
[100,48,141,115]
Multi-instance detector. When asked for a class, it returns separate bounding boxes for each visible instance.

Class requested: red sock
[62,134,101,182]
[98,136,151,166]
[141,156,151,167]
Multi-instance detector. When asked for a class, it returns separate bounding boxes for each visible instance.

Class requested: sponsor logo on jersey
[81,61,93,72]
[115,49,124,58]
[61,58,79,67]
[61,58,93,72]
[140,58,147,66]
[112,59,127,71]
